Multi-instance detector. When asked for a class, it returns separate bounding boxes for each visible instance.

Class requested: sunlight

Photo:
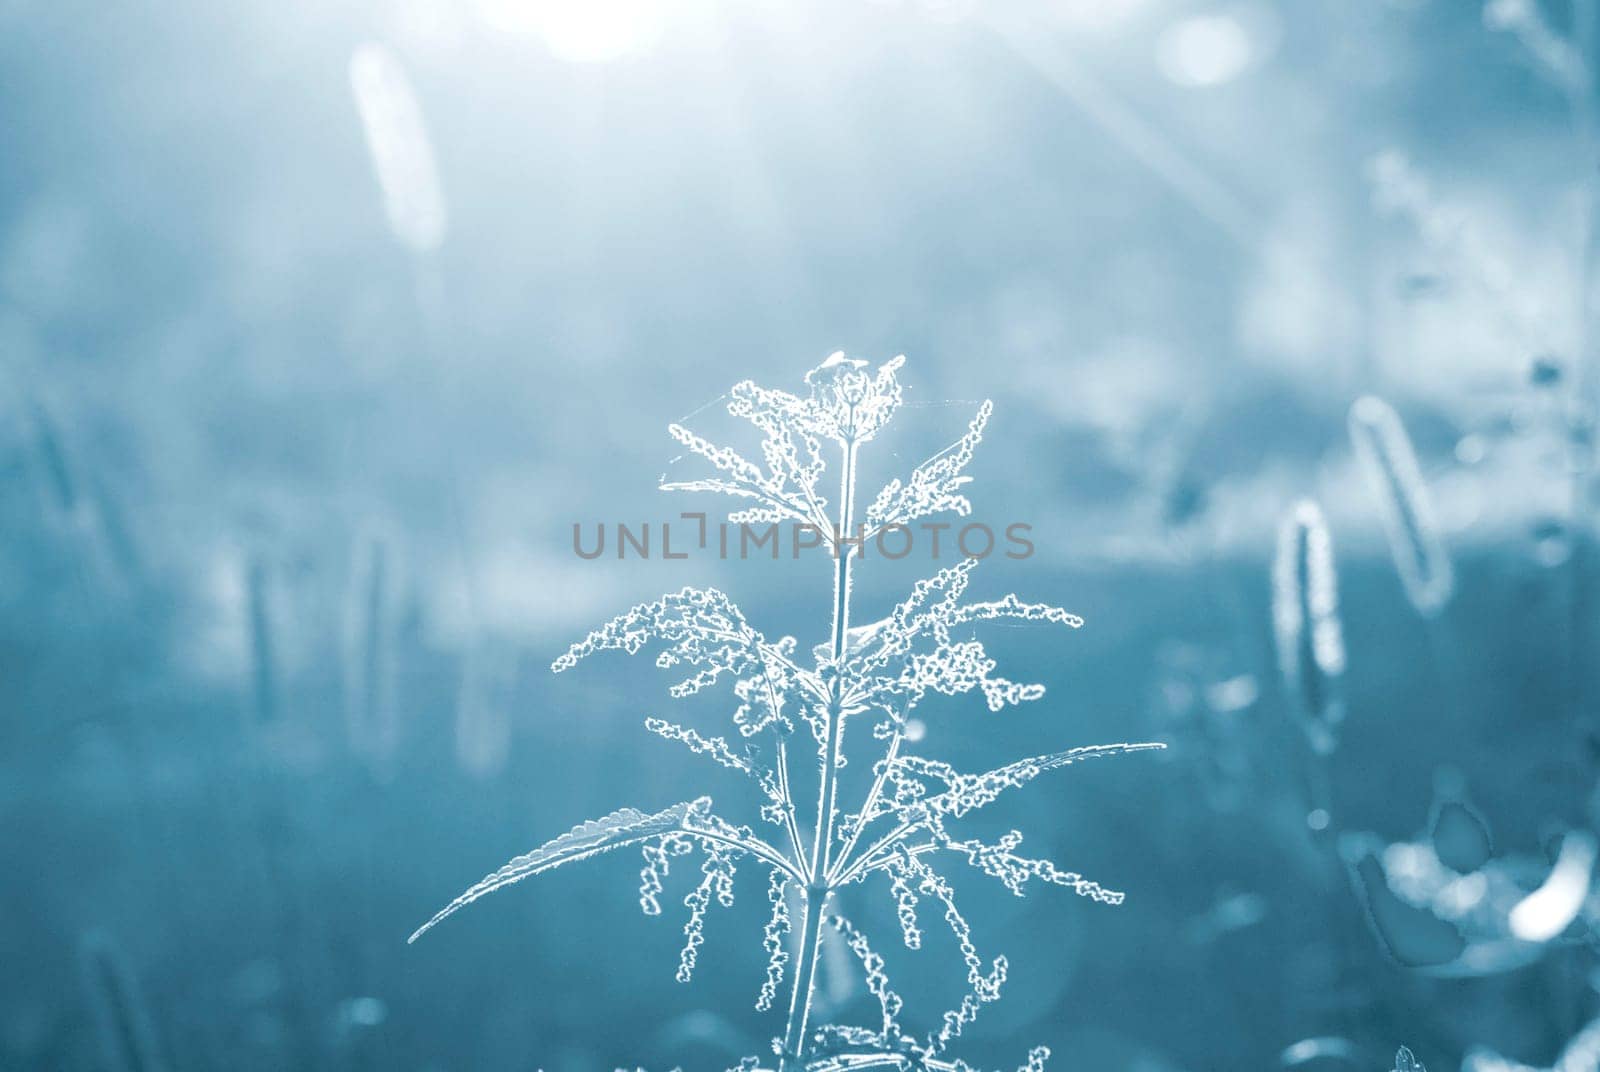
[474,0,666,62]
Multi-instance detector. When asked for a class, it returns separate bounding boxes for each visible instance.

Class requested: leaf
[408,799,711,943]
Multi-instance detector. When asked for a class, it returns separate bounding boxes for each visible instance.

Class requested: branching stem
[781,433,859,1067]
[774,737,810,883]
[688,829,805,884]
[828,729,903,885]
[835,820,916,887]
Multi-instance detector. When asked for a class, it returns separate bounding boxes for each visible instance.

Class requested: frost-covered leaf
[409,799,712,943]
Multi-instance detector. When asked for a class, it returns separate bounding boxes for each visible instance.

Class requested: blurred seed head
[349,43,448,253]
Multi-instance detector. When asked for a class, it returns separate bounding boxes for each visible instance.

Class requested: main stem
[781,439,858,1069]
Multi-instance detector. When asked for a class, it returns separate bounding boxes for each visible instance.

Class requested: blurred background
[5,0,1600,1068]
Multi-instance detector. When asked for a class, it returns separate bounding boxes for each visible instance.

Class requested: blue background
[2,0,1596,1069]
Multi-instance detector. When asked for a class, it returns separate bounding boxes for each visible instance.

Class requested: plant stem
[834,820,914,887]
[828,729,902,885]
[782,881,830,1068]
[774,738,810,882]
[781,438,859,1069]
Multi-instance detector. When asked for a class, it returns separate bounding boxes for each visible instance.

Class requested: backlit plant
[408,354,1164,1071]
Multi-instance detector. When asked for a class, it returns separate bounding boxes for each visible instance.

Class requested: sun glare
[474,0,667,62]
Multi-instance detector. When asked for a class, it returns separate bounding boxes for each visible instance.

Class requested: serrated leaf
[409,799,711,943]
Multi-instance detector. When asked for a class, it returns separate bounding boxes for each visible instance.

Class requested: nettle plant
[409,354,1163,1071]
